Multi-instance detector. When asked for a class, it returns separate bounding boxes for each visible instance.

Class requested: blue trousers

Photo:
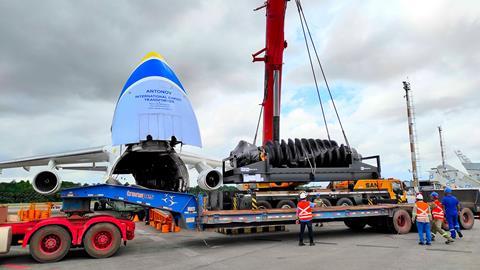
[416,221,431,244]
[446,214,460,239]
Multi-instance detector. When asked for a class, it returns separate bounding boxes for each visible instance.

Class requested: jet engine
[32,170,62,195]
[196,162,223,191]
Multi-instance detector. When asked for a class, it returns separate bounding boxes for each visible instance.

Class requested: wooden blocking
[216,225,285,235]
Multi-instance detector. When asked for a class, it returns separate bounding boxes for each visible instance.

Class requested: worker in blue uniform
[441,187,463,239]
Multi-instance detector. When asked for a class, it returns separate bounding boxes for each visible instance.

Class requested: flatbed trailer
[60,184,418,234]
[0,213,135,263]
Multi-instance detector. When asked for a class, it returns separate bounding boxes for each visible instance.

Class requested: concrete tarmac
[1,222,478,270]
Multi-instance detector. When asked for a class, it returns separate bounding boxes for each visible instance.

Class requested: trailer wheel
[319,198,332,207]
[208,191,221,210]
[276,200,296,209]
[84,223,121,259]
[344,219,367,231]
[459,208,474,230]
[336,198,353,207]
[257,200,273,209]
[239,196,252,210]
[390,209,411,234]
[29,225,71,263]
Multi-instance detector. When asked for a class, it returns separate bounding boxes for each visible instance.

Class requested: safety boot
[299,241,305,246]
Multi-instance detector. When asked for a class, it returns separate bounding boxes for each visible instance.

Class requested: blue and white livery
[111,52,202,147]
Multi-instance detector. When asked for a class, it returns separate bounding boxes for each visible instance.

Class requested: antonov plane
[0,52,223,195]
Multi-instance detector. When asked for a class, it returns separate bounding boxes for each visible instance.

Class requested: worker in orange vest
[411,194,432,245]
[296,191,315,246]
[429,192,454,244]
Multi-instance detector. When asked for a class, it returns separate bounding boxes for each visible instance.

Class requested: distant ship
[429,150,480,188]
[455,150,480,181]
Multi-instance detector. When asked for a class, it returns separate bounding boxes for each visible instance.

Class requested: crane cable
[253,73,270,145]
[295,0,331,141]
[295,0,350,148]
[252,104,263,145]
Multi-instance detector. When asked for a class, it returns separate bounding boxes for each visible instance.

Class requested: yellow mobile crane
[238,178,407,209]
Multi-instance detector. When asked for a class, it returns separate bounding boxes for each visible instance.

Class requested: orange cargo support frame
[149,209,180,233]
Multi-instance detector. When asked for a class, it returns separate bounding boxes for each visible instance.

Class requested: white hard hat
[416,194,423,200]
[299,192,307,199]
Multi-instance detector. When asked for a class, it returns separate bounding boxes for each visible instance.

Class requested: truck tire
[319,198,332,207]
[208,191,222,210]
[344,219,366,231]
[239,196,252,210]
[29,225,71,263]
[459,208,474,230]
[336,198,353,207]
[83,223,121,259]
[276,200,296,209]
[390,209,411,234]
[257,200,273,209]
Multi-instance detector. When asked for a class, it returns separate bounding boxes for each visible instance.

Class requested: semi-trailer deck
[60,184,416,233]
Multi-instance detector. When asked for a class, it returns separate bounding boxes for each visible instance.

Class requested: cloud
[1,0,480,187]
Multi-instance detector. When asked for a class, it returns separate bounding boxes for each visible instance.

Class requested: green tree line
[0,180,238,203]
[0,180,80,203]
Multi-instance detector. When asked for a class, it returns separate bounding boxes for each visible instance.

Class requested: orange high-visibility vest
[415,201,429,222]
[297,200,313,221]
[431,200,444,221]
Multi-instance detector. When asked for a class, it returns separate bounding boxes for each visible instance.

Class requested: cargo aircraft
[0,52,223,194]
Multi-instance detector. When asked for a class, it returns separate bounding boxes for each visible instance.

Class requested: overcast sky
[0,0,479,185]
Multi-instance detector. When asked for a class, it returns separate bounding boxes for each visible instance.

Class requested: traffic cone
[132,214,140,222]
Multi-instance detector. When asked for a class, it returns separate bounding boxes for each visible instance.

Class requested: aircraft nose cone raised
[142,51,165,61]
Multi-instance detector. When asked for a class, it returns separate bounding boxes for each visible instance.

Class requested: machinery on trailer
[0,206,135,263]
[232,178,408,210]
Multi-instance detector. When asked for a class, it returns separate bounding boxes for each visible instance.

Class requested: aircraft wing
[178,151,222,169]
[0,146,222,174]
[0,146,109,172]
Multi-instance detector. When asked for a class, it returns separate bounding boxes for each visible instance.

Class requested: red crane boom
[253,0,288,146]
